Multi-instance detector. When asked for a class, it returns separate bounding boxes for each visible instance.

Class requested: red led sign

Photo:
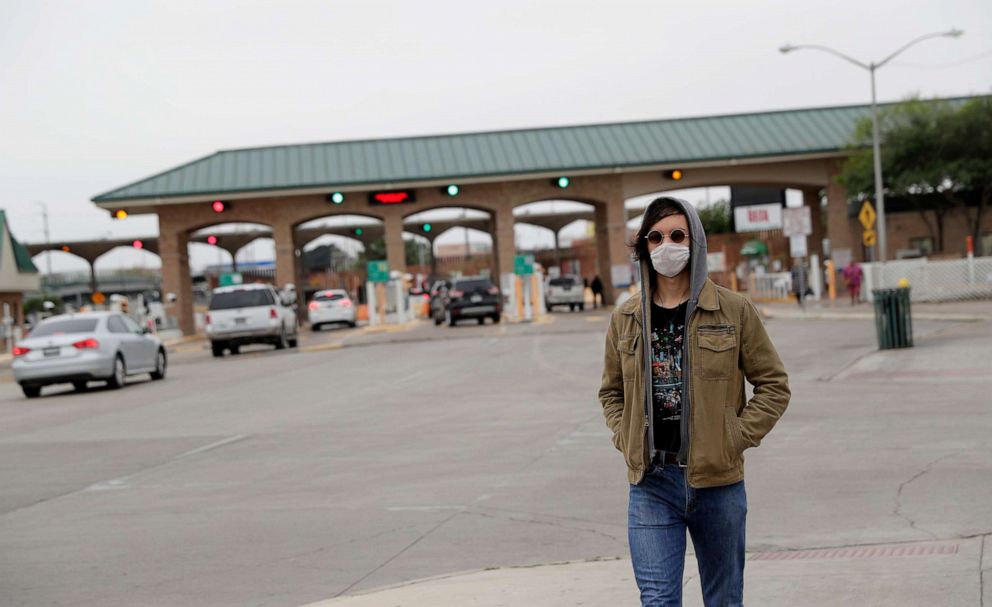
[369,190,416,205]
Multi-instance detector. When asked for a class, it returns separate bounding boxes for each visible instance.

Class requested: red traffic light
[132,240,144,249]
[207,235,218,245]
[211,200,227,213]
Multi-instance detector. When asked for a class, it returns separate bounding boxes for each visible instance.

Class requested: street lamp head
[944,28,964,38]
[779,43,796,54]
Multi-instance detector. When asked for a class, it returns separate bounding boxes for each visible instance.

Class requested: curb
[760,307,990,323]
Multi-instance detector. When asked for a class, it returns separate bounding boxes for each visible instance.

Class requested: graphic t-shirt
[650,301,687,455]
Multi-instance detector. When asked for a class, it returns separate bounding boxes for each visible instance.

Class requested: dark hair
[628,197,686,261]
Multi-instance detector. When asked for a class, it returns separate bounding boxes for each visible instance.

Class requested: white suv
[545,275,585,312]
[205,284,298,357]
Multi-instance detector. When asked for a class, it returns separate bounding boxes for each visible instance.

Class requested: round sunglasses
[644,228,687,245]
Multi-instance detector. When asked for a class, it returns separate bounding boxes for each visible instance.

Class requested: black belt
[657,451,680,466]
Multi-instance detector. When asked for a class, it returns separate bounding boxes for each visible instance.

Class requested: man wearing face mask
[599,197,790,607]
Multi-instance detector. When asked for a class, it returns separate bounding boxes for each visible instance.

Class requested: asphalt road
[1,310,989,606]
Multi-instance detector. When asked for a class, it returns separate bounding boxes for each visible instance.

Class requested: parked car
[308,289,356,330]
[442,277,502,326]
[545,275,585,312]
[12,312,167,398]
[205,284,298,357]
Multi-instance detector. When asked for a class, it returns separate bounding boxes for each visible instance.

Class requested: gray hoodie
[636,197,708,466]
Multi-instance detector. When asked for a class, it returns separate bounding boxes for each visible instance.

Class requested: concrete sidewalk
[303,537,984,606]
[759,298,992,322]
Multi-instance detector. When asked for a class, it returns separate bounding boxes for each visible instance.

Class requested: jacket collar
[621,278,720,324]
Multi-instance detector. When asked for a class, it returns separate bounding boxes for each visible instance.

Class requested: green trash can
[872,287,913,349]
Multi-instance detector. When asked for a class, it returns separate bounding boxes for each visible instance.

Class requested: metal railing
[747,272,793,301]
[861,255,992,302]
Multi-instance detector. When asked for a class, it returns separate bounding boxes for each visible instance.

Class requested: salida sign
[733,203,782,232]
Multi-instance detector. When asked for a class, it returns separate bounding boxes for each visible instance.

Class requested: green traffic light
[446,184,459,197]
[423,223,432,232]
[354,228,363,236]
[557,176,570,188]
[330,192,345,204]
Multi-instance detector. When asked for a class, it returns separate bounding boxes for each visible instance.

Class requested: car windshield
[314,292,345,301]
[30,319,99,337]
[454,279,492,291]
[549,277,576,287]
[209,289,274,310]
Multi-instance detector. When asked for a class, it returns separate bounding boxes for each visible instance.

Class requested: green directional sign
[367,260,390,283]
[514,254,534,276]
[219,272,243,287]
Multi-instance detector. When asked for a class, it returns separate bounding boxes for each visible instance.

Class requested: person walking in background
[790,259,809,308]
[599,197,790,607]
[590,275,604,309]
[842,260,863,306]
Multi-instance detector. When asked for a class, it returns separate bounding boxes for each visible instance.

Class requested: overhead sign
[859,201,877,230]
[219,272,243,287]
[369,190,416,205]
[782,207,813,237]
[367,260,390,283]
[514,254,534,275]
[734,203,782,232]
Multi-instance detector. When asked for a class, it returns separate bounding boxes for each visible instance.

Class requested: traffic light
[663,169,683,181]
[328,192,345,205]
[61,245,71,252]
[113,209,128,220]
[444,184,460,197]
[207,235,218,245]
[132,240,144,249]
[353,228,364,236]
[211,200,229,213]
[422,223,432,233]
[552,176,570,189]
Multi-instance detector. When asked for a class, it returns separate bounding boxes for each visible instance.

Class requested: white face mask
[650,243,690,277]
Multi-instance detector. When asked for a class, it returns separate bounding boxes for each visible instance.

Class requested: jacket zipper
[679,308,697,468]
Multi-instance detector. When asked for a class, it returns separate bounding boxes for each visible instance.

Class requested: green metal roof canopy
[92,97,979,204]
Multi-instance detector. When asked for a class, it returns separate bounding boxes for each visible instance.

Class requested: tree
[697,199,732,234]
[839,97,992,255]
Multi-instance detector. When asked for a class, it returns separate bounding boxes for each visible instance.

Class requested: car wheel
[230,344,240,355]
[275,327,288,350]
[347,321,357,328]
[311,323,322,332]
[211,342,225,358]
[569,304,575,312]
[72,381,88,392]
[492,314,501,324]
[477,317,485,325]
[578,303,585,311]
[288,335,298,348]
[21,384,41,399]
[545,304,552,313]
[433,311,443,326]
[150,349,167,380]
[106,355,126,389]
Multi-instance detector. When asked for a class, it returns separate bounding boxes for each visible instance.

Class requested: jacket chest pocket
[619,333,640,381]
[696,324,736,380]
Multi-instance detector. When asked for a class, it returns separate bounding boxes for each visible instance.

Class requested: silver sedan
[12,312,167,398]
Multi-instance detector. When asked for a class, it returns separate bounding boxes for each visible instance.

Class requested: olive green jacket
[599,279,790,487]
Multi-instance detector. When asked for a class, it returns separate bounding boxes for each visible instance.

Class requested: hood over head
[634,196,708,303]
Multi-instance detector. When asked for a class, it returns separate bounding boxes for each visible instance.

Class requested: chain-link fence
[862,255,992,302]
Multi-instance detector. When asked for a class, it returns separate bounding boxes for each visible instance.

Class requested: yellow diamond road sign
[859,201,877,230]
[863,229,877,247]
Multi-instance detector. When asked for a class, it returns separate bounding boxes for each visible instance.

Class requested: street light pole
[34,201,52,276]
[780,29,963,262]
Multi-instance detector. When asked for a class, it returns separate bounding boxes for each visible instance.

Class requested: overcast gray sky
[2,0,989,272]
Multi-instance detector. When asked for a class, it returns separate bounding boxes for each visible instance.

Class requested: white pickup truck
[205,284,298,357]
[544,275,585,312]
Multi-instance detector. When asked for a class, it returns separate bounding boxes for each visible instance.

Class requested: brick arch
[292,209,385,231]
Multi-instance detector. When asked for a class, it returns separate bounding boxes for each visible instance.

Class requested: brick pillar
[826,162,862,261]
[158,221,194,336]
[383,213,406,274]
[492,203,516,283]
[273,220,297,289]
[595,196,631,305]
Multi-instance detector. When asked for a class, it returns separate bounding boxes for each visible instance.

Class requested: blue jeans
[628,464,746,607]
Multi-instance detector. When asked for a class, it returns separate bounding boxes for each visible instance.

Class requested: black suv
[441,277,502,326]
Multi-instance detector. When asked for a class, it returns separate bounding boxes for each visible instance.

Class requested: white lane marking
[174,434,248,460]
[385,505,466,512]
